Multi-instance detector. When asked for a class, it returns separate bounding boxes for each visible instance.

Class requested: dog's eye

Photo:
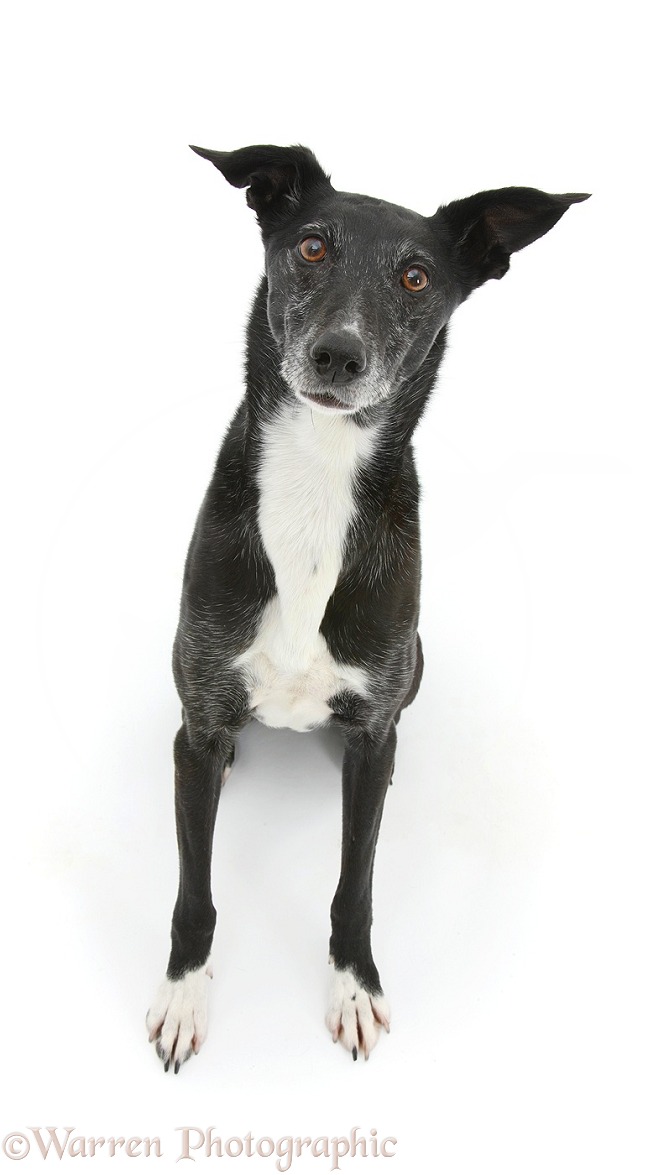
[299,236,327,263]
[401,266,429,292]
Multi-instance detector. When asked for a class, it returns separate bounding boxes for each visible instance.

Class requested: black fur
[149,144,589,1068]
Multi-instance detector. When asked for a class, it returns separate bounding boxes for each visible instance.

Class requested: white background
[1,1,667,1171]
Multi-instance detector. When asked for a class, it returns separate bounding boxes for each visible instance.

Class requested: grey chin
[293,386,359,415]
[281,358,392,415]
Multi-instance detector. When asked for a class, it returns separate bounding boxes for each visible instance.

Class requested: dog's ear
[189,143,332,229]
[435,187,590,290]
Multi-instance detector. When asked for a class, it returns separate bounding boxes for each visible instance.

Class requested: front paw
[326,965,390,1061]
[146,963,212,1073]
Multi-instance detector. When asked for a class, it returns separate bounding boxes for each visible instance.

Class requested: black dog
[146,145,588,1070]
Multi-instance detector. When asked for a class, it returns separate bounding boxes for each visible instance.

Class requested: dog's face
[263,191,461,414]
[191,144,589,415]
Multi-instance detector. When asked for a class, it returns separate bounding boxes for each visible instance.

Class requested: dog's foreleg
[327,722,395,1059]
[147,722,233,1072]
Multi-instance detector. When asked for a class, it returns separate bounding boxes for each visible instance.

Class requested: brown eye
[299,236,327,262]
[401,265,429,292]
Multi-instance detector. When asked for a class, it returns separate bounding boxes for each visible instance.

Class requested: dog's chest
[234,404,376,732]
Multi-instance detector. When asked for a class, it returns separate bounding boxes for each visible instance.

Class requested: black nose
[309,330,367,385]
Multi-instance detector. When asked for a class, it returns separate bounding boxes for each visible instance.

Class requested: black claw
[174,1061,180,1075]
[352,1046,358,1061]
[164,1059,169,1073]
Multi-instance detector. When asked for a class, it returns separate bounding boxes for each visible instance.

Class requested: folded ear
[189,143,332,229]
[435,187,590,290]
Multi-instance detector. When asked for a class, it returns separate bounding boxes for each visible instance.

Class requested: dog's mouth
[300,388,352,412]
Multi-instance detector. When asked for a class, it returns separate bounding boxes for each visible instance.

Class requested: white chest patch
[234,402,377,732]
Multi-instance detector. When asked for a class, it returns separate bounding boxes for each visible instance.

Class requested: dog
[146,144,588,1071]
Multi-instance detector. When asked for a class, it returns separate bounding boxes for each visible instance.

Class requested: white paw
[325,965,391,1060]
[146,962,212,1072]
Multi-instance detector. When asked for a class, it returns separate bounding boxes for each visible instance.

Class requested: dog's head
[191,143,589,416]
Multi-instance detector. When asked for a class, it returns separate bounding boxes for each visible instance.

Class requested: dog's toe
[326,966,390,1061]
[146,963,211,1073]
